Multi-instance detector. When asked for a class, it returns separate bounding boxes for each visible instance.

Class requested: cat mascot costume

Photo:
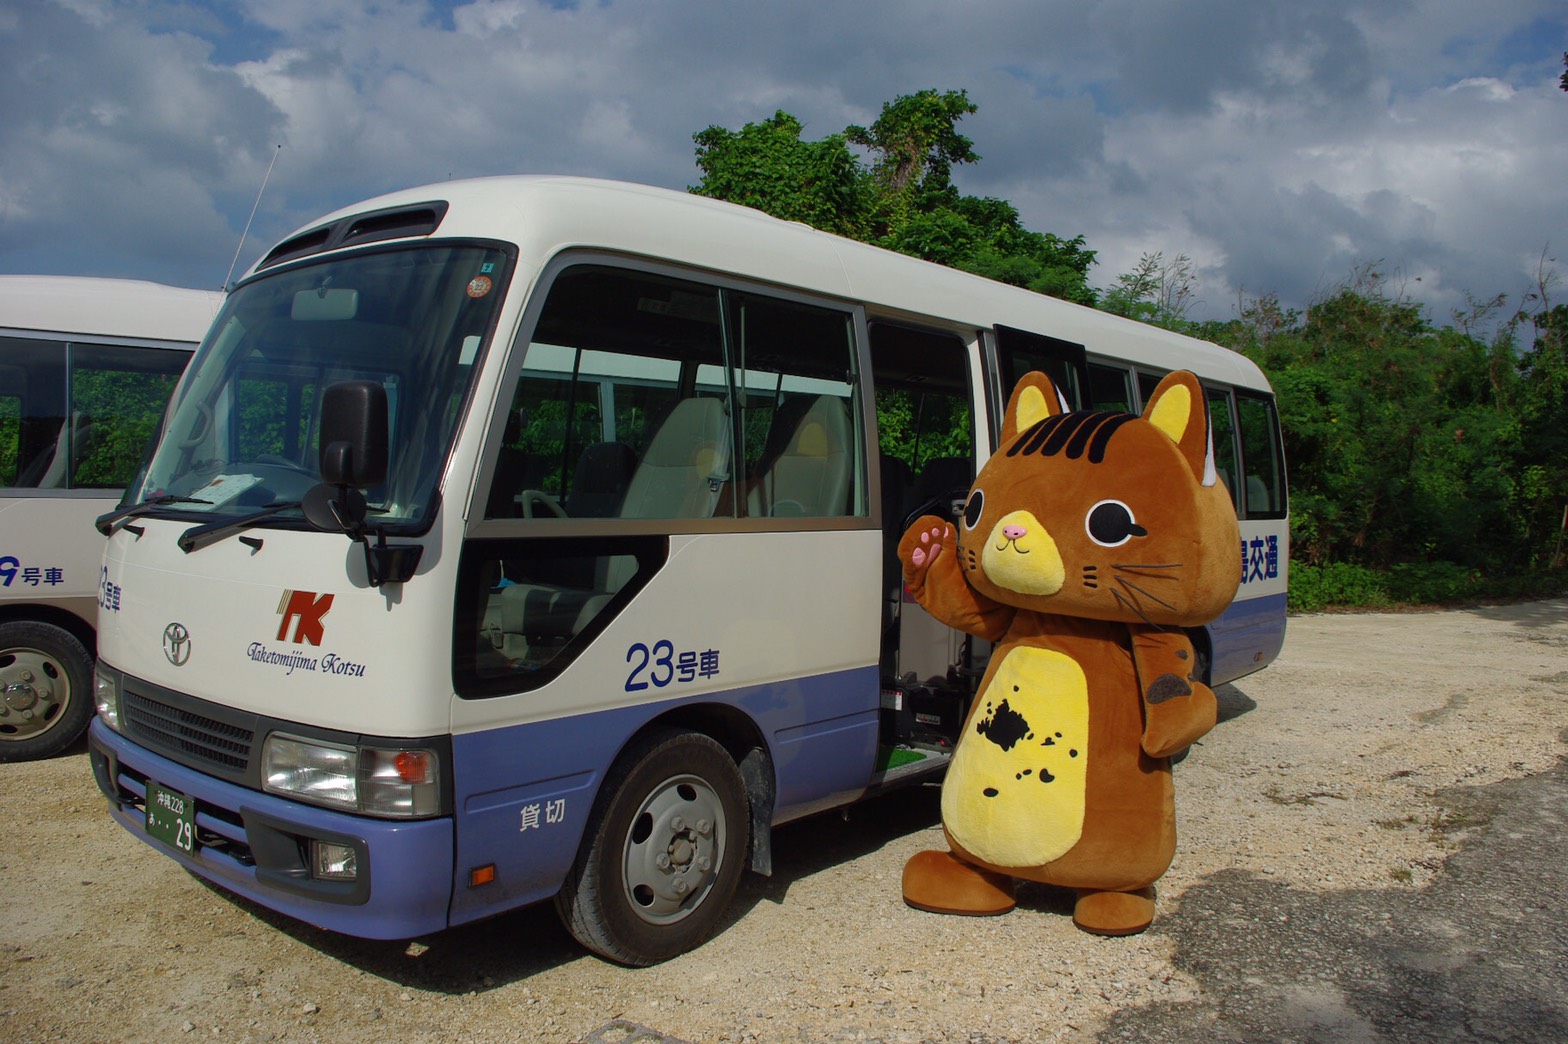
[899,369,1240,936]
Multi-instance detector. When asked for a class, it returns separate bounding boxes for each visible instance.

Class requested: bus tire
[0,621,94,763]
[554,728,748,966]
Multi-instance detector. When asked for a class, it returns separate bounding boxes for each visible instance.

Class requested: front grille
[125,688,253,772]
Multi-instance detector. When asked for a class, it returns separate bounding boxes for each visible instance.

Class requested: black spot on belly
[976,698,1030,751]
[1039,768,1056,783]
[983,787,999,798]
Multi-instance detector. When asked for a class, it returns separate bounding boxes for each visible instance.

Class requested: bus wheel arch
[554,725,751,965]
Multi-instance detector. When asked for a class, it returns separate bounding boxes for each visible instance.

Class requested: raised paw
[908,524,949,569]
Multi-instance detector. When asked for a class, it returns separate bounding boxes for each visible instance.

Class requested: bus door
[869,322,981,751]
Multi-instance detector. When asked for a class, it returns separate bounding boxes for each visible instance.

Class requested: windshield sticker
[466,275,493,299]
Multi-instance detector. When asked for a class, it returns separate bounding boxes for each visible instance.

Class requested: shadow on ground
[197,781,945,994]
[1103,756,1568,1042]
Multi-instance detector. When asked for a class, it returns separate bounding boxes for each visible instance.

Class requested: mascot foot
[902,850,1016,916]
[1072,887,1156,936]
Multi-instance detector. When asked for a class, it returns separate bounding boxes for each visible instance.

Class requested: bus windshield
[129,244,509,530]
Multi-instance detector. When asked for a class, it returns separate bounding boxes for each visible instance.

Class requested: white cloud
[1,0,1563,324]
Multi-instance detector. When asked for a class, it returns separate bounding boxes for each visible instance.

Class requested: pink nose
[1003,524,1028,541]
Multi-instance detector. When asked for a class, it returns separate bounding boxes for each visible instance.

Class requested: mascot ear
[1143,370,1217,486]
[1001,371,1067,443]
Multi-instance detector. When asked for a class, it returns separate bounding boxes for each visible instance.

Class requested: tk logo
[277,590,334,645]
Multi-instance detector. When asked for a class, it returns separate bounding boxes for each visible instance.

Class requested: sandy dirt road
[2,598,1565,1042]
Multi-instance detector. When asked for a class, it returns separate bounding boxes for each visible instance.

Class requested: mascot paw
[909,524,948,569]
[902,850,1016,916]
[1072,887,1156,936]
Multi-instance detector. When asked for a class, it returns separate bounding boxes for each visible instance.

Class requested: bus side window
[485,265,726,522]
[994,326,1088,412]
[1205,387,1241,514]
[67,343,190,489]
[1136,370,1164,408]
[1087,362,1133,412]
[730,291,859,519]
[1,337,65,489]
[1237,392,1287,518]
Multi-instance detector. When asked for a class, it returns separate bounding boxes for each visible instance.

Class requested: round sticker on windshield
[466,275,493,298]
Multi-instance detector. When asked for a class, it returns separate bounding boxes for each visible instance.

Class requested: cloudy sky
[2,0,1565,326]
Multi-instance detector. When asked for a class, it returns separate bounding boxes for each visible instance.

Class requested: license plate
[146,781,197,854]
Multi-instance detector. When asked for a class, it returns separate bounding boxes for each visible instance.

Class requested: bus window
[1206,387,1241,514]
[1136,369,1164,408]
[488,265,728,521]
[0,338,187,490]
[1087,361,1133,412]
[868,323,974,528]
[485,266,861,523]
[467,266,863,689]
[994,326,1087,413]
[729,290,860,519]
[1237,392,1287,518]
[1,337,65,487]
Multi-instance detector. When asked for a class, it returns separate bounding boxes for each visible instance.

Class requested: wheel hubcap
[622,774,725,925]
[0,650,66,741]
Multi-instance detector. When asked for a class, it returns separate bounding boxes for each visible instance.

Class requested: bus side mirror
[318,380,388,488]
[303,380,420,587]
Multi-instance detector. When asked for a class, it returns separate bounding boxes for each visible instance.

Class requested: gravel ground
[2,598,1565,1043]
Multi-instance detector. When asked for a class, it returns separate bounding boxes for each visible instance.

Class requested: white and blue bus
[0,276,221,761]
[89,177,1287,964]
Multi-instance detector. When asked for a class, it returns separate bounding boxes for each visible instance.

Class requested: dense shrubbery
[1288,560,1565,612]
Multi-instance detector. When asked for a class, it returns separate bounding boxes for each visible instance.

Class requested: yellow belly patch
[943,646,1089,868]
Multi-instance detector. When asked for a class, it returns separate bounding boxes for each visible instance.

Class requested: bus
[0,276,221,762]
[87,177,1287,964]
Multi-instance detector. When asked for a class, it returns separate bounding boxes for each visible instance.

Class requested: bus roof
[0,275,225,345]
[265,175,1272,392]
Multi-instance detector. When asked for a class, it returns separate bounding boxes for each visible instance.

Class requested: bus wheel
[0,621,94,763]
[555,728,748,966]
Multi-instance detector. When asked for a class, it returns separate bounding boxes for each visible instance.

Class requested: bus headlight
[262,733,440,818]
[93,667,122,732]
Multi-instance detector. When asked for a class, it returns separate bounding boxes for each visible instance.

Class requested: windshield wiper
[178,501,303,553]
[95,495,213,536]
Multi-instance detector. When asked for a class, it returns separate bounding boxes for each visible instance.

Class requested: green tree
[692,90,1097,305]
[1217,265,1539,573]
[691,111,866,238]
[1101,251,1199,329]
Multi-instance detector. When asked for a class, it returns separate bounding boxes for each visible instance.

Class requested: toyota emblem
[163,622,192,666]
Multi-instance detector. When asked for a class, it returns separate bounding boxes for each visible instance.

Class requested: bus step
[869,744,950,787]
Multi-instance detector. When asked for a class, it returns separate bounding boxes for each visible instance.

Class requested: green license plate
[146,781,196,854]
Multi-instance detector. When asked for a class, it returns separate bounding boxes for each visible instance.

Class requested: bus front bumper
[89,718,454,940]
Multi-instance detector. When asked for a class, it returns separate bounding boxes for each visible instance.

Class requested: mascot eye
[1086,499,1147,547]
[962,489,985,530]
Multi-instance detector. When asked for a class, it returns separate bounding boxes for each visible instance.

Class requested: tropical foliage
[693,91,1568,606]
[693,90,1098,306]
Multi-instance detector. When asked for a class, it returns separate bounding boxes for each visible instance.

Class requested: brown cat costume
[899,370,1240,936]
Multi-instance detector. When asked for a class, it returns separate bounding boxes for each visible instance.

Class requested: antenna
[225,143,283,291]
